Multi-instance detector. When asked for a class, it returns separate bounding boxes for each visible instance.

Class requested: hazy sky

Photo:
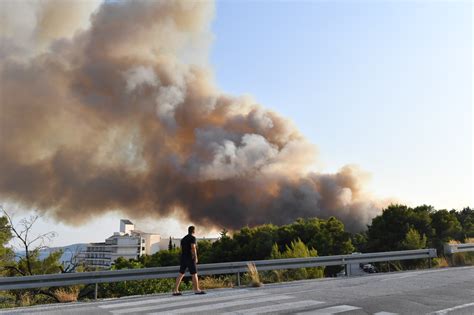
[8,0,472,247]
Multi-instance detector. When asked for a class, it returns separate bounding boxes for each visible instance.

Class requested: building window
[142,247,145,251]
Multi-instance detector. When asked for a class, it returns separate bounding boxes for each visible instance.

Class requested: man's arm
[191,243,198,263]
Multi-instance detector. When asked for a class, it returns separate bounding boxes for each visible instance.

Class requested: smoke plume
[0,0,381,232]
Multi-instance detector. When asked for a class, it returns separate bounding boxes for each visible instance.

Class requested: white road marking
[223,300,325,315]
[97,289,249,309]
[109,291,269,314]
[297,304,361,314]
[271,287,327,296]
[430,302,474,315]
[99,290,249,309]
[147,294,293,314]
[374,312,399,315]
[100,296,188,309]
[380,267,467,281]
[380,274,418,281]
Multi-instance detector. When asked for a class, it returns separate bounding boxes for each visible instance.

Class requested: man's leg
[189,262,203,293]
[174,259,188,294]
[174,273,185,293]
[191,273,200,292]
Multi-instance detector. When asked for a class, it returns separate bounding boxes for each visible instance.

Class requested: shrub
[451,252,474,266]
[246,263,262,287]
[200,276,234,289]
[0,291,16,309]
[53,287,80,303]
[434,257,449,268]
[270,239,324,281]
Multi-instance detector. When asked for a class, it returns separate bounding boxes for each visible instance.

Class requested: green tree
[0,215,14,275]
[113,257,144,270]
[206,217,354,267]
[270,239,323,280]
[411,205,436,240]
[430,210,462,250]
[1,209,72,304]
[205,229,239,262]
[2,211,60,277]
[140,248,180,267]
[247,225,277,260]
[401,228,427,250]
[351,232,368,253]
[454,207,474,241]
[366,204,433,252]
[397,228,429,270]
[283,217,354,257]
[196,240,213,263]
[278,239,318,259]
[270,243,281,260]
[168,237,173,251]
[220,229,228,238]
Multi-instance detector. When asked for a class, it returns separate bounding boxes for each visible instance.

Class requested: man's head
[188,225,195,235]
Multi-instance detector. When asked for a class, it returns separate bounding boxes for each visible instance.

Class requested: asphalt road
[1,266,473,315]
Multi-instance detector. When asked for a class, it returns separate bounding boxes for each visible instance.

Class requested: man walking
[173,225,206,295]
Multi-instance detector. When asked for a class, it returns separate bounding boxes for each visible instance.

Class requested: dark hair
[188,225,195,234]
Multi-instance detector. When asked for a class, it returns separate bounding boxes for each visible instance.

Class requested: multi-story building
[81,220,218,269]
[82,219,161,269]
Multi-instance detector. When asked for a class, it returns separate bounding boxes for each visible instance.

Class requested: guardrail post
[94,283,98,300]
[237,271,241,287]
[342,258,348,277]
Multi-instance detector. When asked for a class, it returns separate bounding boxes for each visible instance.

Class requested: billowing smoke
[0,0,382,232]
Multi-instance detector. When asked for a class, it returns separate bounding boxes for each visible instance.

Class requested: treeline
[117,205,473,273]
[117,216,353,277]
[359,205,473,254]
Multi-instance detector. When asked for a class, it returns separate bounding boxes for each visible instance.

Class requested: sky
[6,0,473,247]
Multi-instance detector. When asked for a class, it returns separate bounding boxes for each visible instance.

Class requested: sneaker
[172,292,182,296]
[195,291,206,295]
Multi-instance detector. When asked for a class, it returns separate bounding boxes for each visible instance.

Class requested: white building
[82,219,161,268]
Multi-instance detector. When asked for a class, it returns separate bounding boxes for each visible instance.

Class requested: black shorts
[179,258,197,275]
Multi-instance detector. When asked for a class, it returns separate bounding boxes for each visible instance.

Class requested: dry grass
[435,257,450,268]
[270,270,284,283]
[53,287,80,303]
[452,252,474,266]
[448,238,474,245]
[19,293,31,307]
[247,262,262,287]
[200,276,234,289]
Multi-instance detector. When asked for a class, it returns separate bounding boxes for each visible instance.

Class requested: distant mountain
[15,243,88,264]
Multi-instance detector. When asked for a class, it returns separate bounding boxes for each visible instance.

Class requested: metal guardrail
[0,248,437,291]
[444,243,474,255]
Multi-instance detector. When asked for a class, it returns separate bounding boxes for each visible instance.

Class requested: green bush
[269,239,324,282]
[0,291,16,309]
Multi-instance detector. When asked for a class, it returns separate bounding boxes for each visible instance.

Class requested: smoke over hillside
[0,0,381,231]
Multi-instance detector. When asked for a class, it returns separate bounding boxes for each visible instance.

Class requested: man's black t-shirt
[180,234,196,260]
